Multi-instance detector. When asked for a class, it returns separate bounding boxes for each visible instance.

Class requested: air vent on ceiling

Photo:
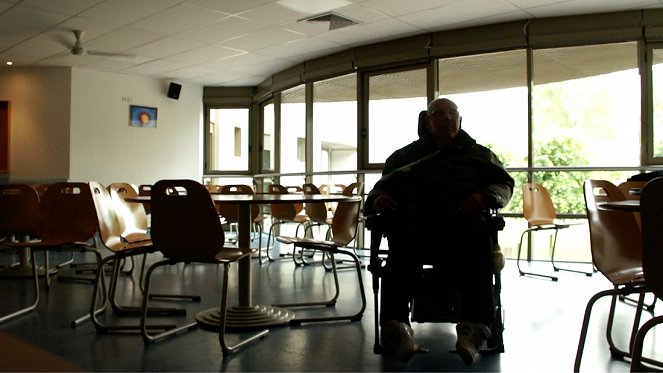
[300,12,358,30]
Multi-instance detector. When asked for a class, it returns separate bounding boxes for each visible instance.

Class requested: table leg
[195,203,294,330]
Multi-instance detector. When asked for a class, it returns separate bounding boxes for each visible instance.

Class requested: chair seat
[603,267,645,286]
[276,236,339,249]
[215,249,252,263]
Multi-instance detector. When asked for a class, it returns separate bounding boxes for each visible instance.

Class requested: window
[262,101,275,172]
[280,84,306,186]
[531,42,640,214]
[312,73,358,187]
[437,49,528,169]
[649,44,663,162]
[206,107,249,173]
[366,67,427,165]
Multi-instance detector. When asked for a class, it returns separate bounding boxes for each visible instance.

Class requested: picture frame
[129,105,157,128]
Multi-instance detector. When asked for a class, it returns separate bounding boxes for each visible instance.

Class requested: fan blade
[87,50,136,58]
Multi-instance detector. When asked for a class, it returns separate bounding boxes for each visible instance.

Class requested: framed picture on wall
[129,105,157,128]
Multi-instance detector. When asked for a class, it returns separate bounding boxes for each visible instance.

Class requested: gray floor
[0,236,661,372]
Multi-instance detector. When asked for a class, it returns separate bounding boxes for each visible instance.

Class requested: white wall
[0,67,203,186]
[69,68,203,186]
[0,67,71,184]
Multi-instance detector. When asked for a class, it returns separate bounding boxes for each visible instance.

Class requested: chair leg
[516,229,558,281]
[574,285,650,372]
[284,248,366,325]
[630,315,663,372]
[219,262,268,357]
[142,259,198,345]
[550,229,593,277]
[0,248,40,324]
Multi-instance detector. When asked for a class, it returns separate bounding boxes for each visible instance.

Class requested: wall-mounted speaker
[167,82,182,100]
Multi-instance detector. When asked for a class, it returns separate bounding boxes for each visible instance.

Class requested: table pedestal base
[195,304,294,331]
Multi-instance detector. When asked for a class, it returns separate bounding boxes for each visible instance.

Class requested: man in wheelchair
[365,98,513,365]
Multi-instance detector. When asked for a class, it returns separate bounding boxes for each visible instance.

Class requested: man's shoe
[381,320,418,363]
[455,322,491,366]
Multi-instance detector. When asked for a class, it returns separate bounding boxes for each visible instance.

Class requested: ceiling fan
[67,30,135,58]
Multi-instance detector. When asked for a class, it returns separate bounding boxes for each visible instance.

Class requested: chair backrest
[640,177,663,301]
[90,182,125,250]
[108,182,149,242]
[618,181,646,200]
[0,184,40,238]
[302,183,328,224]
[417,110,428,138]
[319,184,346,195]
[218,184,259,223]
[33,182,98,245]
[204,184,222,193]
[150,179,225,263]
[522,183,556,226]
[343,182,364,197]
[329,199,361,246]
[583,180,643,281]
[268,184,301,220]
[138,184,152,214]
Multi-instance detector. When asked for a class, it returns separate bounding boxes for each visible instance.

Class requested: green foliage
[501,137,590,215]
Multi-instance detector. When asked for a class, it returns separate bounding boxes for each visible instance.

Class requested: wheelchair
[366,209,506,355]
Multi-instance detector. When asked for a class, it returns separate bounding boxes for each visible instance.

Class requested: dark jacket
[365,129,514,215]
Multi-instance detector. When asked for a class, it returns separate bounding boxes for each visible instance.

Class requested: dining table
[127,192,362,330]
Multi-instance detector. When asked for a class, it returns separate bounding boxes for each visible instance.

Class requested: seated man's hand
[372,194,398,213]
[458,192,488,213]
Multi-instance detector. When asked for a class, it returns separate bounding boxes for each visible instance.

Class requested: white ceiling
[2,0,663,87]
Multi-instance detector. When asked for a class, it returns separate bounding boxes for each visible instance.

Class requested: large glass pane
[437,49,528,168]
[368,67,427,164]
[262,102,275,172]
[532,42,640,169]
[651,47,663,158]
[312,73,357,188]
[280,85,306,185]
[207,107,249,172]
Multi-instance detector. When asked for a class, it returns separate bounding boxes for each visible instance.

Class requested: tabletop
[127,193,361,204]
[598,199,640,212]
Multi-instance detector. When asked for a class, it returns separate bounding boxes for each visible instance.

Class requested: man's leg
[379,212,423,363]
[447,213,496,365]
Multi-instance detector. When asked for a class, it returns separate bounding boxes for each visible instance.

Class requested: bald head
[425,98,461,146]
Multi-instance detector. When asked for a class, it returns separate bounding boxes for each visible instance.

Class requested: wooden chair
[137,184,152,215]
[88,181,182,334]
[262,184,309,264]
[108,183,149,244]
[0,184,41,323]
[631,177,663,371]
[145,179,267,355]
[217,184,265,248]
[5,182,102,327]
[574,180,654,371]
[618,180,646,230]
[274,195,365,325]
[517,182,592,281]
